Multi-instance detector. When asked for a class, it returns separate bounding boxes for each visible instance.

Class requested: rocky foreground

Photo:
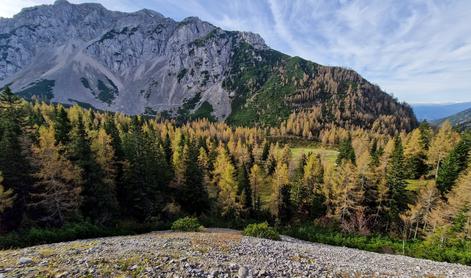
[0,229,470,278]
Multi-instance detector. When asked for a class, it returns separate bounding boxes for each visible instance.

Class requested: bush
[171,217,202,232]
[284,224,471,266]
[243,222,280,240]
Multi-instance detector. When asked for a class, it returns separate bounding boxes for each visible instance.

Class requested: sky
[1,0,471,104]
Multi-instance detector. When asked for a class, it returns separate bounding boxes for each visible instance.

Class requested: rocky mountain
[0,0,417,130]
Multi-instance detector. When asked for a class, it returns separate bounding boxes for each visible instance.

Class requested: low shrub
[285,224,471,266]
[0,221,163,249]
[171,217,202,232]
[243,222,280,240]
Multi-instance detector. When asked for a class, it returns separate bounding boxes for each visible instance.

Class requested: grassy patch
[291,146,338,167]
[177,68,188,83]
[67,99,95,110]
[97,77,118,104]
[191,101,216,121]
[17,79,55,101]
[144,107,157,116]
[406,179,433,191]
[80,77,92,91]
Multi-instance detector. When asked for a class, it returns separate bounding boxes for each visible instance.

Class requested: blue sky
[2,0,471,103]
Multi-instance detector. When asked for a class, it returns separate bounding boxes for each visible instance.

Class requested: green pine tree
[0,87,32,231]
[237,163,252,212]
[436,134,471,195]
[336,135,356,165]
[69,115,117,224]
[386,136,408,231]
[54,106,71,146]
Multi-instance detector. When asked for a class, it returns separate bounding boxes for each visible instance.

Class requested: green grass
[177,68,188,83]
[17,79,55,101]
[191,101,216,121]
[290,146,338,167]
[97,79,118,104]
[67,99,96,110]
[405,179,433,191]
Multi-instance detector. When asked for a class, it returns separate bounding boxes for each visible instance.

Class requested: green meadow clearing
[290,146,339,167]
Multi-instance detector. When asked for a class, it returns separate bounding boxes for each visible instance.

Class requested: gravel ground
[0,229,470,277]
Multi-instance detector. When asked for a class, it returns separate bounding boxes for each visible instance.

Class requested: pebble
[54,271,68,278]
[18,257,33,265]
[229,263,238,270]
[209,270,218,278]
[238,266,249,278]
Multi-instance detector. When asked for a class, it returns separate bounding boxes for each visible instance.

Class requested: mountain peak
[54,0,70,5]
[181,16,203,23]
[0,1,417,131]
[134,9,165,19]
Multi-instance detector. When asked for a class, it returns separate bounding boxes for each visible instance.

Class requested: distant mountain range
[412,102,471,121]
[0,0,417,130]
[433,108,471,130]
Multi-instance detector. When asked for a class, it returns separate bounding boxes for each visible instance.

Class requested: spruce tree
[418,121,432,150]
[0,172,15,214]
[103,116,123,160]
[121,126,170,221]
[369,139,380,167]
[237,163,252,212]
[54,106,71,146]
[336,135,356,165]
[69,115,115,224]
[179,139,209,215]
[0,86,31,231]
[386,136,408,231]
[436,134,471,195]
[90,128,119,224]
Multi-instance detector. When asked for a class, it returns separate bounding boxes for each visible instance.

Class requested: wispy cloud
[1,0,471,103]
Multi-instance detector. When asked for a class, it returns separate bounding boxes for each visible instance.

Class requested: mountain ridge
[434,107,471,130]
[0,0,417,131]
[412,102,471,121]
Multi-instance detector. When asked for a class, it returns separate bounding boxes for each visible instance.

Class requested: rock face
[0,0,417,129]
[0,0,264,118]
[0,230,470,277]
